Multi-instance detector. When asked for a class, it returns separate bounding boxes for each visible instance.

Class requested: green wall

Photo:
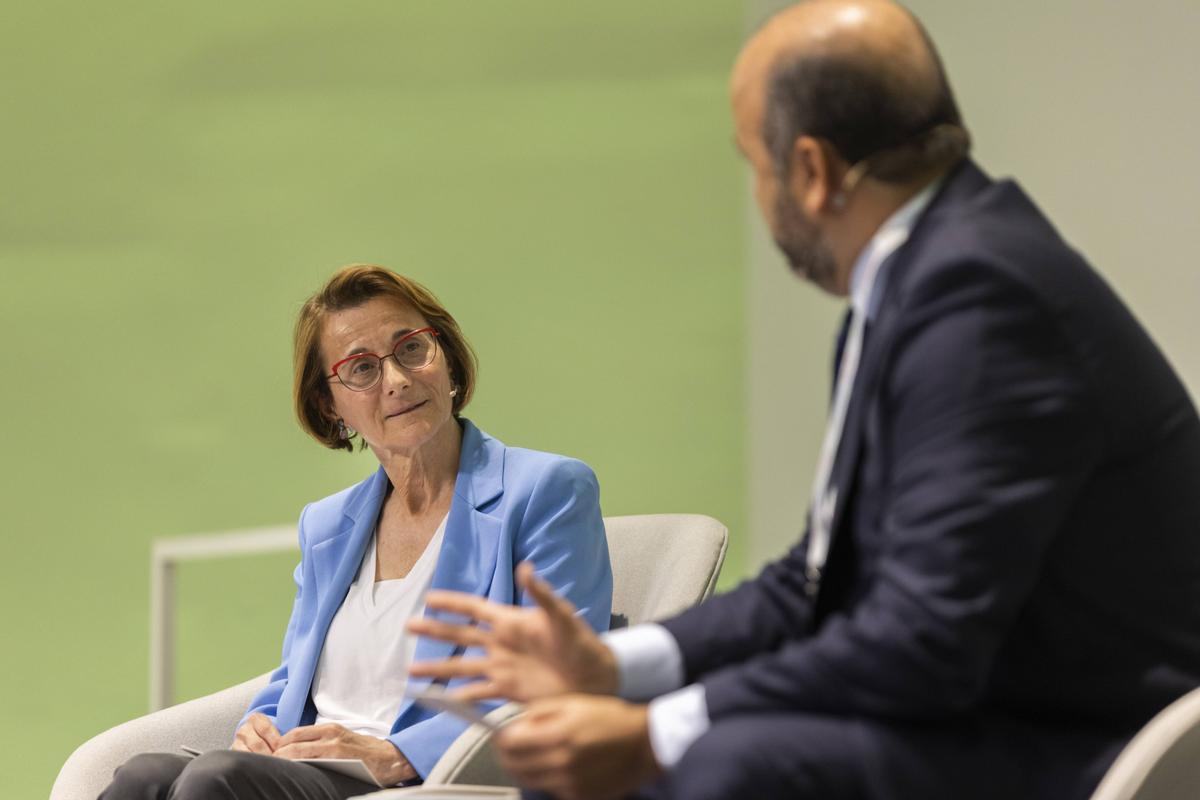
[0,3,745,796]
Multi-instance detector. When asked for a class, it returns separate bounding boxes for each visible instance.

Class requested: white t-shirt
[311,515,447,737]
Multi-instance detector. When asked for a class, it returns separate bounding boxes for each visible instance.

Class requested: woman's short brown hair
[293,264,478,452]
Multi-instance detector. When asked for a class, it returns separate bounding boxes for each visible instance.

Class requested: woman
[101,264,612,799]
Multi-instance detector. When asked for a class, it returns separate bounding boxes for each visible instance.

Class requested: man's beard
[773,189,838,292]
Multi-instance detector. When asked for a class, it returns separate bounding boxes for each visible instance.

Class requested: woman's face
[321,296,457,460]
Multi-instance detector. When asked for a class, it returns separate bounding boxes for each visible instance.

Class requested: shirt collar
[847,177,942,320]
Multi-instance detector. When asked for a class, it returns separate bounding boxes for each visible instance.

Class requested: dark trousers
[98,750,378,800]
[524,712,1128,800]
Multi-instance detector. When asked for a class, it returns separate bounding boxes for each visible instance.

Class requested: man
[409,1,1200,798]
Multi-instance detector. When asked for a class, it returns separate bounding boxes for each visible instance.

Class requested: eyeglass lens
[336,332,437,390]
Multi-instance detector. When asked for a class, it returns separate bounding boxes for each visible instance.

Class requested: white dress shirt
[603,179,942,767]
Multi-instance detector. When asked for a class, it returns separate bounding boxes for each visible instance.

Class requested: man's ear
[788,135,845,217]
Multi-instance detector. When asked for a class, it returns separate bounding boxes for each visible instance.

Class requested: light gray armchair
[1087,685,1200,800]
[51,513,728,799]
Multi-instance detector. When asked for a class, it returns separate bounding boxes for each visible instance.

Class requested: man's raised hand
[408,562,618,702]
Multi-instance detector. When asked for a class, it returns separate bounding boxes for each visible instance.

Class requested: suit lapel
[821,161,992,568]
[825,309,897,541]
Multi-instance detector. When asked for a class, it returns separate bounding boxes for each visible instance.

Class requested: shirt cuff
[601,623,685,701]
[646,684,710,768]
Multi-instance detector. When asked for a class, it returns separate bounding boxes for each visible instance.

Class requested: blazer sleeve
[236,504,312,732]
[385,701,472,782]
[698,265,1102,721]
[511,457,613,633]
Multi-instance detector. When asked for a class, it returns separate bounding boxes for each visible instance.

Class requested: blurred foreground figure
[409,2,1200,799]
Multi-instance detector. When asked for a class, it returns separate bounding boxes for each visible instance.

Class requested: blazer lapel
[311,467,389,599]
[402,420,506,707]
[277,467,388,728]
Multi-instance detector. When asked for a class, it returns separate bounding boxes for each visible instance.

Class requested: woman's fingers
[233,714,279,754]
[274,741,329,760]
[232,732,271,755]
[249,714,281,749]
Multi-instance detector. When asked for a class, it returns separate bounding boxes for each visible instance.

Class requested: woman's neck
[374,420,462,517]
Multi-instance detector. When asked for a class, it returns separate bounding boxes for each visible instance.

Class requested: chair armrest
[50,672,270,800]
[1089,685,1200,800]
[423,703,524,786]
[352,788,519,799]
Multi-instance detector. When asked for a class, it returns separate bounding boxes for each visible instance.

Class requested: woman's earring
[449,386,458,398]
[337,419,349,439]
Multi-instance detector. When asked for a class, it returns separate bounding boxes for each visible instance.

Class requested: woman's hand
[408,561,618,703]
[274,723,417,786]
[231,713,281,754]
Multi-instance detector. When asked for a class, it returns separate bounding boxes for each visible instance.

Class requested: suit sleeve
[698,266,1102,721]
[236,504,312,733]
[661,539,816,681]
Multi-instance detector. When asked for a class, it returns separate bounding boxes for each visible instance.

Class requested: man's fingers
[497,753,564,787]
[516,562,578,624]
[422,590,502,623]
[408,655,490,680]
[408,617,491,648]
[497,739,563,771]
[497,715,562,758]
[449,680,506,704]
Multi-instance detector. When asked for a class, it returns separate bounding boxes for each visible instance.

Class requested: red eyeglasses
[327,328,440,391]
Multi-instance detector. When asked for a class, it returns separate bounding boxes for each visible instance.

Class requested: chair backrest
[1089,686,1200,800]
[603,513,728,628]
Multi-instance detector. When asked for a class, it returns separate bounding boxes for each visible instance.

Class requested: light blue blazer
[241,419,612,779]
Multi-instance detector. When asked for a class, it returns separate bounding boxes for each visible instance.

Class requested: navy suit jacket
[241,419,613,778]
[662,161,1200,793]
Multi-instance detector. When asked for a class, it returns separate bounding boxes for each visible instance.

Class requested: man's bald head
[736,0,968,183]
